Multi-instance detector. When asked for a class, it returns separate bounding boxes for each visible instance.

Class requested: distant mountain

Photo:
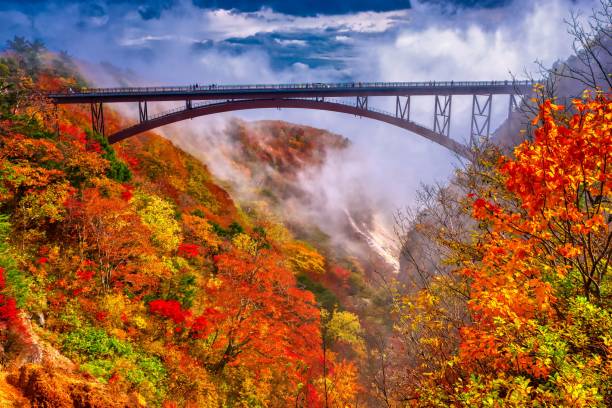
[168,118,400,274]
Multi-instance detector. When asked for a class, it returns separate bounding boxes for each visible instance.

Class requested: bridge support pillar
[139,101,148,123]
[356,96,368,110]
[470,94,492,145]
[508,94,520,119]
[395,96,410,121]
[433,95,452,137]
[90,102,104,137]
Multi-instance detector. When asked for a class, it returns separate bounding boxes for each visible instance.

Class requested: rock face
[7,364,140,408]
[0,315,138,407]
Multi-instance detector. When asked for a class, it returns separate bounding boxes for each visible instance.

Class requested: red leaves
[331,266,350,283]
[108,372,120,384]
[190,315,209,339]
[0,296,19,324]
[148,299,191,325]
[305,383,321,408]
[0,268,27,338]
[95,311,109,322]
[124,156,140,169]
[206,248,322,377]
[87,141,103,154]
[177,243,200,258]
[76,270,95,281]
[121,184,134,201]
[148,300,226,340]
[59,123,87,146]
[504,95,611,217]
[471,197,502,220]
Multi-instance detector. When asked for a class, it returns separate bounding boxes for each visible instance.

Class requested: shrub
[62,326,167,396]
[87,129,131,182]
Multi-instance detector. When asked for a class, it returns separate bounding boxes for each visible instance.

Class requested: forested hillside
[0,40,363,406]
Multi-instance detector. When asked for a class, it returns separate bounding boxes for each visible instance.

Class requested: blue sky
[0,0,598,222]
[0,1,513,19]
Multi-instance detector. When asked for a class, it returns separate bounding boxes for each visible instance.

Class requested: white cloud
[334,35,353,42]
[375,0,587,82]
[118,34,197,47]
[199,7,410,39]
[274,38,308,46]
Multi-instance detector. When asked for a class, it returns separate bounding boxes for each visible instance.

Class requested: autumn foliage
[398,94,611,407]
[0,267,25,337]
[0,42,363,407]
[3,36,609,408]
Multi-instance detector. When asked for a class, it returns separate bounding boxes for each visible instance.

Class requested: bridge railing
[52,80,536,95]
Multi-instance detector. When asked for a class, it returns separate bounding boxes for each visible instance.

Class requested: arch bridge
[48,80,534,160]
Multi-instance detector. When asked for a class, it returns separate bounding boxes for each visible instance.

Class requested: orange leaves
[0,132,66,195]
[1,133,63,163]
[62,187,154,291]
[471,197,501,219]
[459,329,500,365]
[557,243,582,258]
[202,246,322,386]
[456,94,611,389]
[504,95,611,218]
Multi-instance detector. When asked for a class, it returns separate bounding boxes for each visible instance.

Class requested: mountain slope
[0,43,362,406]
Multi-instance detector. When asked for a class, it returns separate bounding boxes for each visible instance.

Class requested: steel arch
[107,98,471,159]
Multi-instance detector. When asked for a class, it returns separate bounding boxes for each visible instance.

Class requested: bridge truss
[48,80,533,160]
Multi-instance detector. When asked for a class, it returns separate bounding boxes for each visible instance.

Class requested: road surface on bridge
[48,80,534,104]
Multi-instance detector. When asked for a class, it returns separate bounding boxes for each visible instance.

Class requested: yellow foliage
[16,181,71,223]
[323,309,364,352]
[231,233,258,256]
[133,191,181,252]
[264,221,292,244]
[100,293,127,326]
[284,241,325,275]
[181,214,221,251]
[326,359,360,407]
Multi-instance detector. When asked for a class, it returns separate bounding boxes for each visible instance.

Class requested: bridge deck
[49,80,534,104]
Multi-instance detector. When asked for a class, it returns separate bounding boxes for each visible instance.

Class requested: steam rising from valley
[157,117,403,271]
